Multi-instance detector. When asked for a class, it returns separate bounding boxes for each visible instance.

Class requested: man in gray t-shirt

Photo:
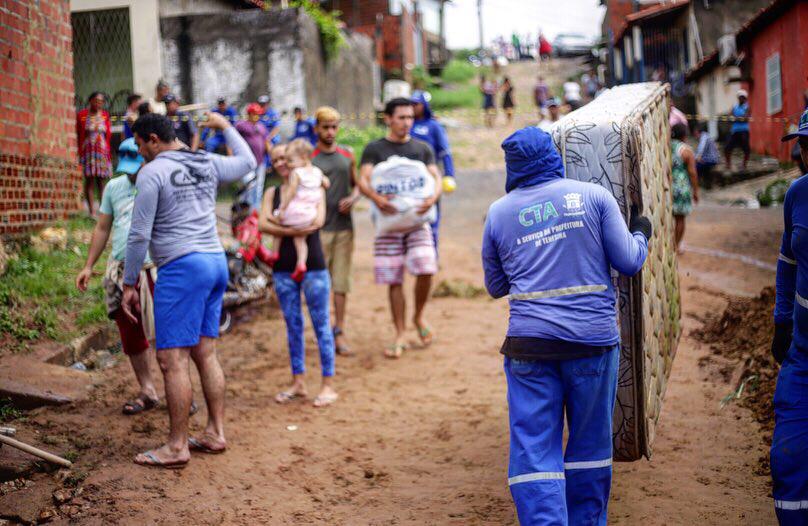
[123,112,255,469]
[312,107,360,355]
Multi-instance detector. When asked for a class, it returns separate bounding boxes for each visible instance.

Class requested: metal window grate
[71,8,134,114]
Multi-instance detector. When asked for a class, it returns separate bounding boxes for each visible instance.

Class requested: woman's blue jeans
[274,270,335,377]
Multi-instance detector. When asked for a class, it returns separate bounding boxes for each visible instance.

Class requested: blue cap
[782,109,808,141]
[116,138,144,175]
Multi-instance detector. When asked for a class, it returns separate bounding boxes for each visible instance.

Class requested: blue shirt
[411,119,455,177]
[482,178,647,346]
[292,117,318,145]
[731,102,750,133]
[259,108,281,145]
[775,175,808,351]
[201,106,239,142]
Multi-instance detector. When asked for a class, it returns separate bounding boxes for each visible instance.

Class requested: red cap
[246,103,264,116]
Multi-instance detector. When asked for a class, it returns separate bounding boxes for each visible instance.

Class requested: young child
[268,138,329,282]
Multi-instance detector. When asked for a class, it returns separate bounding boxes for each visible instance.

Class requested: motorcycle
[218,173,273,333]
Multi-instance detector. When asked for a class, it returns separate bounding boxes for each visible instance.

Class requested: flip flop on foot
[122,395,159,415]
[188,437,226,455]
[333,327,354,356]
[275,390,306,404]
[312,392,338,408]
[415,324,434,347]
[134,450,188,469]
[384,343,407,359]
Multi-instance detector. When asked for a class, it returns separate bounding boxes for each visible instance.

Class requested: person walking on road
[770,108,808,526]
[77,91,112,216]
[501,77,516,124]
[123,112,256,468]
[534,76,549,117]
[259,144,338,407]
[725,89,751,172]
[313,106,360,356]
[411,90,456,253]
[537,98,562,132]
[76,138,159,415]
[693,122,720,189]
[358,98,442,359]
[481,76,498,128]
[671,123,700,252]
[482,126,650,525]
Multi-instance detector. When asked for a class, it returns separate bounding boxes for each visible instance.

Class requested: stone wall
[160,8,376,124]
[0,0,80,239]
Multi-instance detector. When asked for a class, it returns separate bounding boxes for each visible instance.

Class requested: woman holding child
[259,143,338,408]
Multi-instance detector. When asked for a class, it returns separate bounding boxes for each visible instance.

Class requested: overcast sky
[444,0,605,49]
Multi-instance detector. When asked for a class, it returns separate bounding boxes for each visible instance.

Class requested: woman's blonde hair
[286,138,313,160]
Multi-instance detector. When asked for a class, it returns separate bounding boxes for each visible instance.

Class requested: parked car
[552,33,593,57]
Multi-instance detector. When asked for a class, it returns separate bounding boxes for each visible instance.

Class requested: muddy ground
[0,60,786,524]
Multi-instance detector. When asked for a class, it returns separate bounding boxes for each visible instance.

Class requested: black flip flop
[188,437,226,455]
[332,327,354,356]
[122,396,159,415]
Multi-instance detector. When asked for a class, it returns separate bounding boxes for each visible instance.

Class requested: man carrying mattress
[482,126,651,525]
[770,108,808,526]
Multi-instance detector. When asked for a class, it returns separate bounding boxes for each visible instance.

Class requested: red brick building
[323,0,448,80]
[735,0,808,161]
[0,0,79,238]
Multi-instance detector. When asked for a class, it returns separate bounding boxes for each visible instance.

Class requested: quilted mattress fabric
[551,82,681,461]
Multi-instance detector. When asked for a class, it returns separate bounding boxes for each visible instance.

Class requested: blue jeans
[249,163,266,211]
[505,347,619,526]
[274,270,335,377]
[771,344,808,525]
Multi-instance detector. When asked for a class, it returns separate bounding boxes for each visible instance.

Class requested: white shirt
[563,82,581,102]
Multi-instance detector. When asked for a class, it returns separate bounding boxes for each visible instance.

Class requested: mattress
[551,82,681,461]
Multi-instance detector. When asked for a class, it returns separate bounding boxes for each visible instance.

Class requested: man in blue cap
[411,90,456,252]
[482,126,651,524]
[75,138,160,415]
[770,108,808,526]
[202,96,238,154]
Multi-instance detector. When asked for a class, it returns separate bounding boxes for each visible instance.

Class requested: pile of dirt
[692,287,779,450]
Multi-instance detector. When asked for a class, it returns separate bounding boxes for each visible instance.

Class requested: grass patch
[0,218,108,352]
[0,398,23,423]
[440,59,478,84]
[429,83,481,111]
[432,279,486,299]
[337,125,386,164]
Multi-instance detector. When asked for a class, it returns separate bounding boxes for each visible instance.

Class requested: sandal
[415,324,434,347]
[312,392,339,408]
[384,343,407,359]
[332,327,354,356]
[134,450,188,470]
[188,437,226,455]
[275,390,306,404]
[122,395,159,415]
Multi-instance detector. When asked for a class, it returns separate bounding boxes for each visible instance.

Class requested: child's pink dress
[282,165,323,228]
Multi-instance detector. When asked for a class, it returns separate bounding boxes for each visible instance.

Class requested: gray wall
[159,8,376,124]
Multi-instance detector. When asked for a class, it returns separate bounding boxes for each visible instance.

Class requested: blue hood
[502,127,564,193]
[411,90,433,120]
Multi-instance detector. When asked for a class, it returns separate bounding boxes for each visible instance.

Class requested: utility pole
[477,0,484,50]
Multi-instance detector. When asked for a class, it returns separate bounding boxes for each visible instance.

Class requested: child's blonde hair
[287,138,314,161]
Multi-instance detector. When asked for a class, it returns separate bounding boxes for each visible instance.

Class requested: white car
[552,33,593,57]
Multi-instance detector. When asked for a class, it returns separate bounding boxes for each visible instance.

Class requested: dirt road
[1,59,783,524]
[2,166,782,524]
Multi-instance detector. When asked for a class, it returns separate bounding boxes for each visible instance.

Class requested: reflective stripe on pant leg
[504,357,567,526]
[561,347,620,526]
[771,345,808,526]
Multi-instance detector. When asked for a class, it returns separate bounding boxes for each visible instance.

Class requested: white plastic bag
[370,156,437,234]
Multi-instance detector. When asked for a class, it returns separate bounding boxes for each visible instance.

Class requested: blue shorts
[154,252,228,350]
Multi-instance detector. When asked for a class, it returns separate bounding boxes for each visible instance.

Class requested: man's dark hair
[672,123,688,140]
[87,91,104,104]
[384,97,413,116]
[137,101,152,116]
[126,93,142,106]
[132,113,176,143]
[293,107,303,114]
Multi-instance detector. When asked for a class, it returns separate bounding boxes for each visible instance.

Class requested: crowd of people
[72,77,455,470]
[67,72,808,524]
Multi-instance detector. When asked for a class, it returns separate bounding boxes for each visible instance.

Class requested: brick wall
[0,0,80,239]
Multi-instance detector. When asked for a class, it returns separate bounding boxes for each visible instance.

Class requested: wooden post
[0,435,73,468]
